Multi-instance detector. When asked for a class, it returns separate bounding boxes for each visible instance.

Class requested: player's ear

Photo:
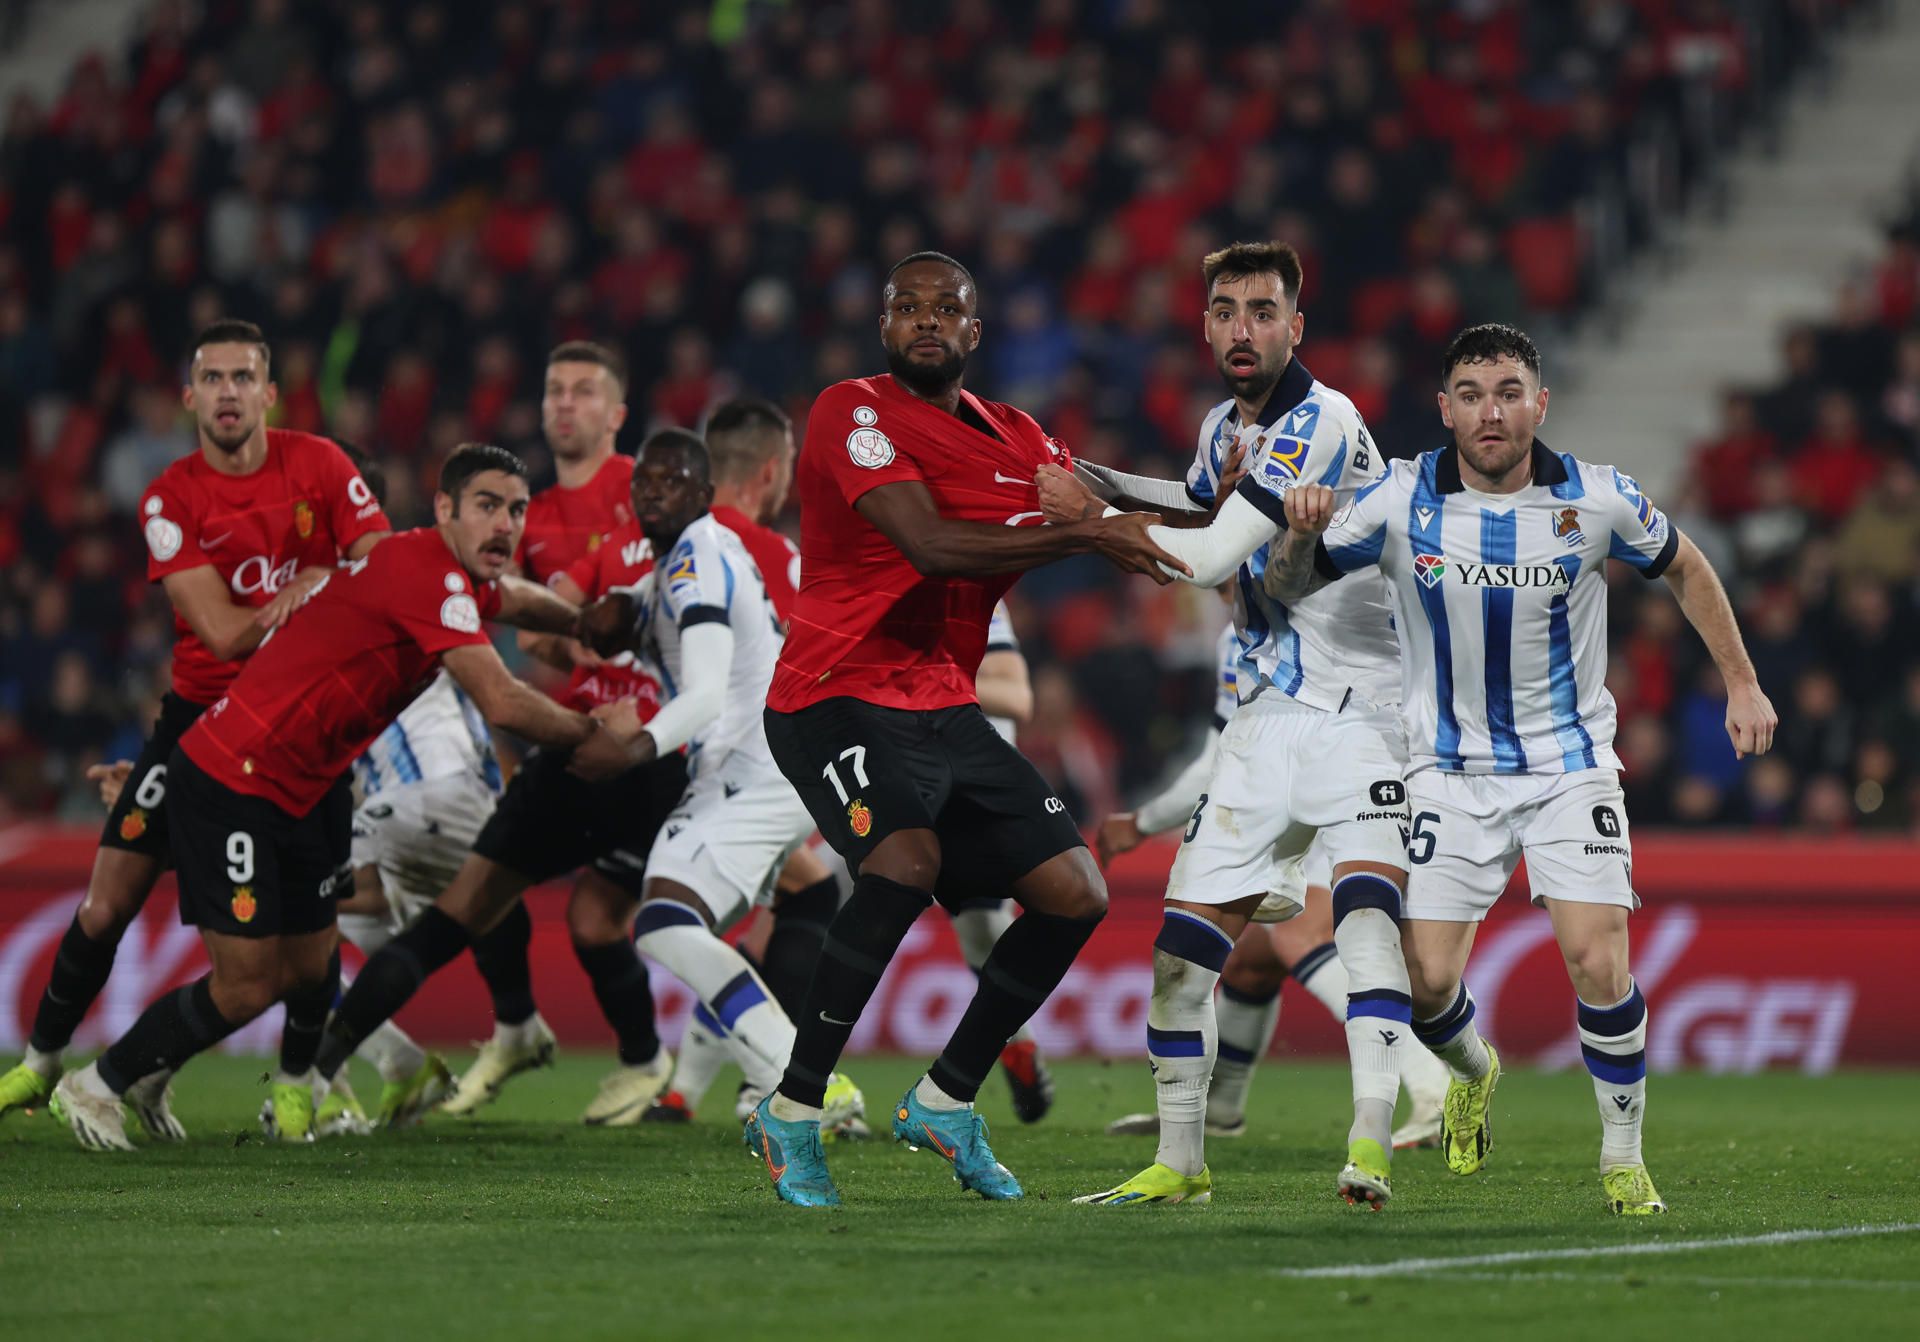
[262,379,278,409]
[434,490,455,524]
[1437,391,1454,429]
[1534,385,1549,428]
[1291,308,1305,346]
[610,400,628,433]
[182,382,196,413]
[967,317,982,351]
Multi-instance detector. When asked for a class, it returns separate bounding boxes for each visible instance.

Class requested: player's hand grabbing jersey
[770,376,1070,713]
[1317,443,1676,774]
[180,528,502,815]
[561,518,664,719]
[140,428,391,704]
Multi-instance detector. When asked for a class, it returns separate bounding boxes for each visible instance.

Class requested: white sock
[636,908,795,1094]
[949,903,1034,1043]
[1331,882,1411,1153]
[338,911,393,956]
[496,1015,544,1049]
[356,1019,427,1084]
[1413,982,1492,1082]
[1209,983,1279,1126]
[22,1044,61,1076]
[1578,981,1649,1171]
[1147,911,1234,1178]
[769,1092,822,1123]
[915,1073,970,1111]
[671,1003,731,1110]
[1290,941,1348,1020]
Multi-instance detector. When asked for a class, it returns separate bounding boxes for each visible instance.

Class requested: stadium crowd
[0,0,1908,833]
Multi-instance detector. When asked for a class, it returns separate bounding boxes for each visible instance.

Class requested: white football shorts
[349,772,497,929]
[644,750,815,926]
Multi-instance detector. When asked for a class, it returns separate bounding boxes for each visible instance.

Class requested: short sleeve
[1318,469,1399,577]
[397,555,498,658]
[139,476,206,582]
[1185,412,1225,507]
[319,439,392,552]
[810,387,926,507]
[1602,467,1678,578]
[985,601,1019,653]
[659,529,733,629]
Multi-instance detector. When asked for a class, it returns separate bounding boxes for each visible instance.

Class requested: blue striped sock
[1578,980,1648,1169]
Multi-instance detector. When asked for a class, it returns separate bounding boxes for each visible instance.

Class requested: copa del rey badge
[846,405,895,470]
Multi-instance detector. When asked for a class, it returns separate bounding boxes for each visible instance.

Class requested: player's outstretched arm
[1262,483,1341,604]
[567,621,733,781]
[1660,531,1778,759]
[251,533,389,634]
[441,642,595,750]
[857,479,1190,582]
[163,566,291,662]
[1039,444,1250,532]
[516,573,603,671]
[494,573,583,635]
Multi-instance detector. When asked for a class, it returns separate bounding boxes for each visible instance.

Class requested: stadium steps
[0,0,149,101]
[1539,0,1920,496]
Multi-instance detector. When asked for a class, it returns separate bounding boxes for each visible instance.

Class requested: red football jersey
[559,519,663,717]
[141,428,392,705]
[516,453,634,585]
[767,375,1068,714]
[711,504,800,621]
[180,528,501,816]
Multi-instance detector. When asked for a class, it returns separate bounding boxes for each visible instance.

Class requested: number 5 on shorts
[1407,811,1440,865]
[820,745,870,804]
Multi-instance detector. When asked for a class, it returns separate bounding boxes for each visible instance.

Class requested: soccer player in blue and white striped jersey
[1267,323,1777,1214]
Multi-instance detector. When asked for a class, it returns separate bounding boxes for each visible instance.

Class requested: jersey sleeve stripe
[1233,474,1289,527]
[679,604,729,629]
[1479,508,1527,773]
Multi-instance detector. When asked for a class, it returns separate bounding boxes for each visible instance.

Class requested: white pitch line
[1424,1270,1920,1293]
[1271,1221,1920,1279]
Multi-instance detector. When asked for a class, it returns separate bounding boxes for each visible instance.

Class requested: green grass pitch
[5,1054,1916,1340]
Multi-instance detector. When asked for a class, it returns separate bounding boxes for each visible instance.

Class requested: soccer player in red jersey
[743,253,1184,1207]
[52,445,609,1151]
[516,340,635,584]
[0,320,391,1133]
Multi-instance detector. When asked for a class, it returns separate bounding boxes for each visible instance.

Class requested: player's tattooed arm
[1660,531,1778,759]
[1261,483,1338,603]
[442,643,595,749]
[857,479,1190,582]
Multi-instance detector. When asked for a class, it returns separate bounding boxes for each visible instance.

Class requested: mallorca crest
[119,807,148,842]
[1552,507,1585,546]
[1413,553,1448,588]
[846,799,873,838]
[293,500,315,539]
[231,885,257,923]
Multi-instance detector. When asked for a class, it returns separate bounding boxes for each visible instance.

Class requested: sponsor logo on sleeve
[348,475,375,508]
[144,516,183,561]
[1261,436,1309,484]
[440,593,482,633]
[846,426,896,470]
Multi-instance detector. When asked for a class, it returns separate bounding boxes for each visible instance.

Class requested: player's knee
[567,897,629,948]
[1222,950,1285,998]
[1562,938,1631,1003]
[209,970,281,1024]
[74,895,138,941]
[861,831,942,892]
[1404,955,1461,1016]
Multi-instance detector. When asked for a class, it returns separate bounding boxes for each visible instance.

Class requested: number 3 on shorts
[1182,793,1209,844]
[225,831,255,883]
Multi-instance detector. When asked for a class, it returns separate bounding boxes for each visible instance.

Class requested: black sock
[315,907,470,1080]
[28,915,120,1054]
[98,976,240,1095]
[928,909,1100,1103]
[760,878,840,1016]
[278,945,340,1077]
[777,873,930,1108]
[573,938,659,1065]
[470,901,537,1025]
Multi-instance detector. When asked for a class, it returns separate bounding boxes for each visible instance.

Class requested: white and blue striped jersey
[634,512,783,771]
[1318,443,1677,775]
[1211,623,1240,729]
[983,600,1021,744]
[1186,358,1399,712]
[354,671,501,796]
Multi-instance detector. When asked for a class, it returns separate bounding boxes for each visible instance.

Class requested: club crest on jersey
[440,593,482,634]
[294,500,315,539]
[847,799,873,837]
[143,514,183,562]
[231,886,257,923]
[846,426,895,470]
[1414,553,1448,588]
[119,808,148,842]
[1553,507,1585,546]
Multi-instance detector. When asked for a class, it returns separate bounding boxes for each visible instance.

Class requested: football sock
[634,902,792,1095]
[949,900,1036,1045]
[1332,874,1410,1153]
[469,900,537,1026]
[1413,982,1493,1082]
[97,976,240,1096]
[1148,909,1233,1177]
[777,873,930,1109]
[277,945,340,1079]
[927,908,1098,1104]
[671,1003,731,1111]
[337,910,393,957]
[1289,940,1348,1020]
[1210,981,1280,1126]
[1578,980,1649,1171]
[357,1018,428,1085]
[314,907,470,1081]
[27,914,119,1057]
[914,1073,969,1112]
[759,878,838,1016]
[573,937,661,1066]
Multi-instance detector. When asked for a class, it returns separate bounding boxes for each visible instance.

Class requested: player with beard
[52,445,605,1150]
[1,321,390,1134]
[743,252,1184,1208]
[1041,242,1415,1210]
